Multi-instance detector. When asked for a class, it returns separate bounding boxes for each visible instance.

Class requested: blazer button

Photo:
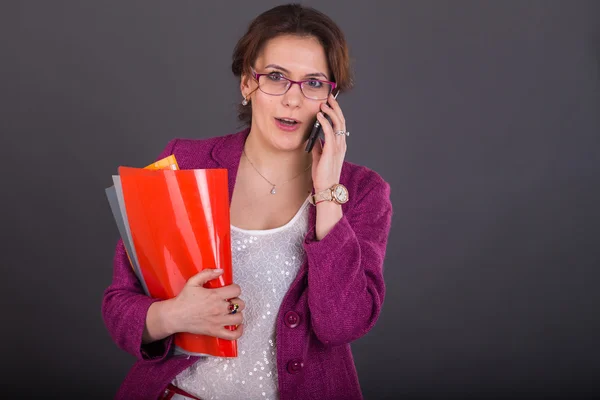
[287,359,304,374]
[284,311,300,328]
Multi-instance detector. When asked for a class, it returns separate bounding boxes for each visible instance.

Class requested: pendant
[270,186,276,194]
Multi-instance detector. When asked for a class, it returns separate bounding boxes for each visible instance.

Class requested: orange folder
[145,154,180,171]
[118,162,237,358]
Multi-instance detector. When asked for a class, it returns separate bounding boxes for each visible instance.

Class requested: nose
[282,82,304,108]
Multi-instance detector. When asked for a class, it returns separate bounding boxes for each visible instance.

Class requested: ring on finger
[335,130,350,137]
[228,300,239,314]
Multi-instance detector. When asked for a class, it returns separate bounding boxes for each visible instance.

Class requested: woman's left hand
[311,93,348,192]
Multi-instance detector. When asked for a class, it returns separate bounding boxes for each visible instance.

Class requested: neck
[243,129,313,184]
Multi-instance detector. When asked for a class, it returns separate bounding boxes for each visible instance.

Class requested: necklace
[243,148,312,194]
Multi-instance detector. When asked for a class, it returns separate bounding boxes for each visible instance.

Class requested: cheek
[312,103,323,115]
[252,93,277,119]
[305,103,323,120]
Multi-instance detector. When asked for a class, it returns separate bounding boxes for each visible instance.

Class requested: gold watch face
[332,184,349,204]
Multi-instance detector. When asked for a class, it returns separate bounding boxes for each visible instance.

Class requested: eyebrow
[264,64,329,80]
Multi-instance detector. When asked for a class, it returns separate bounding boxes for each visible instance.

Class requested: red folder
[119,165,237,358]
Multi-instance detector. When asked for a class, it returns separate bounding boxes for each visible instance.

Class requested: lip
[274,117,302,132]
[276,116,300,123]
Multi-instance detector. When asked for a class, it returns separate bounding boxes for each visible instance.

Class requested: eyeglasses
[252,70,336,101]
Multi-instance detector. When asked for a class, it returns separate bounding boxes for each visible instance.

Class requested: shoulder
[155,128,249,169]
[156,135,222,159]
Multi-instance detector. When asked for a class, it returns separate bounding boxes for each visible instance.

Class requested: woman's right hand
[166,269,245,341]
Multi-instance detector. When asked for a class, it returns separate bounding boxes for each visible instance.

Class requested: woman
[102,4,393,400]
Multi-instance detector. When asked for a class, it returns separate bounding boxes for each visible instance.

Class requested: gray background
[1,0,599,398]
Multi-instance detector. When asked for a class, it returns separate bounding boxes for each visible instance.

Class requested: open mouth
[275,118,299,126]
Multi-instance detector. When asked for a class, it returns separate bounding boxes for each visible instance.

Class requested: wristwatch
[309,183,349,205]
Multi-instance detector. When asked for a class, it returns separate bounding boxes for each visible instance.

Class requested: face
[241,34,331,152]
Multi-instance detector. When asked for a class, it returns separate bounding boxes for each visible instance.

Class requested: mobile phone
[305,90,340,153]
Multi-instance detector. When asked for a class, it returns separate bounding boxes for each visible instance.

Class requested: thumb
[187,268,224,287]
[311,137,323,163]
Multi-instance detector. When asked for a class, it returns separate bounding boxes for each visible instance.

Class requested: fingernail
[214,269,224,274]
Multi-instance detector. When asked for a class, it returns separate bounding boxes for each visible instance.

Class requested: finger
[220,312,244,326]
[320,102,344,133]
[214,324,244,341]
[186,268,224,287]
[326,94,347,146]
[316,112,335,152]
[230,297,245,310]
[311,135,323,164]
[327,92,346,127]
[317,137,324,153]
[224,297,245,314]
[213,283,242,299]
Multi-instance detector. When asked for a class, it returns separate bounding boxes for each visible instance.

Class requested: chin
[270,128,309,151]
[272,136,305,152]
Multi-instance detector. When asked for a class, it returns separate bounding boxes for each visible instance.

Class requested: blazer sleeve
[101,138,179,361]
[303,174,393,346]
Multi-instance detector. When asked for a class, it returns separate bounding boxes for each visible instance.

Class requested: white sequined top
[170,196,311,400]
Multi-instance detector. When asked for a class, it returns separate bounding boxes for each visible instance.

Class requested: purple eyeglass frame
[251,69,337,100]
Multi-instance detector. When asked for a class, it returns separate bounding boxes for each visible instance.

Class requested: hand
[311,92,347,192]
[166,269,245,341]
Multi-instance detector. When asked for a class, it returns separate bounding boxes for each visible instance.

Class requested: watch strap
[309,189,330,205]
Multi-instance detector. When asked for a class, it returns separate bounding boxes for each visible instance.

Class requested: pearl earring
[242,96,249,106]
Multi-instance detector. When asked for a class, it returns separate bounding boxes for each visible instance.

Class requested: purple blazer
[101,128,393,400]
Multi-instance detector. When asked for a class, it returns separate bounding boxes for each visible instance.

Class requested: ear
[240,72,254,98]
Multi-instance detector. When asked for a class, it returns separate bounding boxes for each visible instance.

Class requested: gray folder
[105,176,150,296]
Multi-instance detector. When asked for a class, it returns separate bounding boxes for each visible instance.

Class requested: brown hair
[231,3,354,127]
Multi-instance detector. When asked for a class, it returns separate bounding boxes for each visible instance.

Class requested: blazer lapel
[210,128,249,205]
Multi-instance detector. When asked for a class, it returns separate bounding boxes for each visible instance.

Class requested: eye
[306,80,323,88]
[267,72,285,81]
